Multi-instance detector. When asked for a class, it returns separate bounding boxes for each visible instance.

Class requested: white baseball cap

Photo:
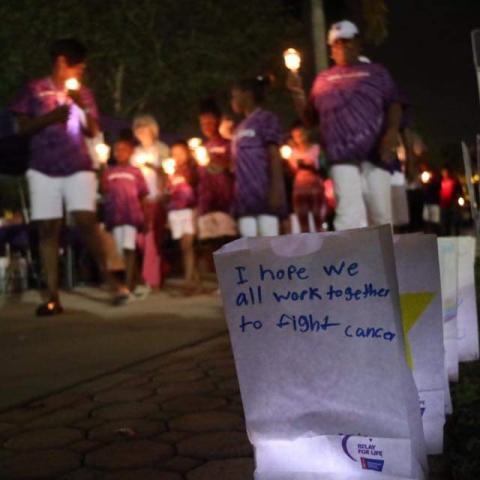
[328,20,360,45]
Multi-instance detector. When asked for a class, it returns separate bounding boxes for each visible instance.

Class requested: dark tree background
[0,0,306,133]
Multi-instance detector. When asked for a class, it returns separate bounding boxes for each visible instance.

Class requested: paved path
[0,286,225,410]
[0,332,453,479]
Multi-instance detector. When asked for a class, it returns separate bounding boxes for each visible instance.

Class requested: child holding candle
[230,76,287,237]
[102,135,149,298]
[166,141,199,292]
[196,98,236,241]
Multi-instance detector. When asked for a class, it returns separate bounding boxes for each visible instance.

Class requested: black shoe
[36,300,64,317]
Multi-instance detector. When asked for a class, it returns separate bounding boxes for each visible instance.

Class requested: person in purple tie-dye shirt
[10,38,125,315]
[231,76,287,237]
[288,20,403,231]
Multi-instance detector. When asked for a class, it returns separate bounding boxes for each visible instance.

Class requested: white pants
[26,169,97,221]
[330,162,392,231]
[238,215,279,237]
[112,225,137,252]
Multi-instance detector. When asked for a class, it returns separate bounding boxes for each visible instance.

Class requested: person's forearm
[17,114,52,136]
[83,113,100,137]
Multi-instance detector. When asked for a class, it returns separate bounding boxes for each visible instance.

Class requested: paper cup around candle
[283,48,301,72]
[195,146,210,166]
[65,78,80,90]
[162,158,176,176]
[280,144,293,160]
[95,143,110,164]
[188,137,202,150]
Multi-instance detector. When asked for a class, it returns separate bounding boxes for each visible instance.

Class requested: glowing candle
[95,143,110,164]
[420,171,432,184]
[195,146,210,166]
[162,158,176,176]
[188,137,202,150]
[280,144,293,160]
[458,197,465,207]
[283,48,301,73]
[65,78,80,90]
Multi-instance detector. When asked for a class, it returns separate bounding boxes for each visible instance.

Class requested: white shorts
[423,204,441,224]
[330,162,392,231]
[197,212,237,240]
[26,169,97,221]
[112,225,137,252]
[238,215,279,237]
[168,209,195,240]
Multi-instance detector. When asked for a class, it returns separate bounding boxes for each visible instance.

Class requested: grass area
[445,258,480,480]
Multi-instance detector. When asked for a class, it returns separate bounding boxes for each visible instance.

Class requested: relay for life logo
[342,435,385,472]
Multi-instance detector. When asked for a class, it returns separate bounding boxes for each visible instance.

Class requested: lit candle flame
[458,197,465,207]
[420,171,432,184]
[162,158,176,176]
[280,144,293,160]
[134,153,154,167]
[194,146,210,166]
[283,48,301,73]
[188,137,202,150]
[95,143,110,164]
[65,78,80,90]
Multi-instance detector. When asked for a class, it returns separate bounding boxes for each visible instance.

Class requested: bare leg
[37,219,62,301]
[71,211,120,292]
[124,249,137,292]
[180,234,198,287]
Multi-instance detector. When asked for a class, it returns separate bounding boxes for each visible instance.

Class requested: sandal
[36,300,64,317]
[112,288,130,306]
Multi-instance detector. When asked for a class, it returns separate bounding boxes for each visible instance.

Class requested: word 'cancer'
[345,325,396,342]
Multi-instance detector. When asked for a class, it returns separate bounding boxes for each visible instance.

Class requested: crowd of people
[7,21,467,316]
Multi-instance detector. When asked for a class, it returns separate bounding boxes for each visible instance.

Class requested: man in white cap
[288,20,403,230]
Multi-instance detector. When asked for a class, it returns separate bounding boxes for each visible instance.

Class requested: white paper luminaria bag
[214,226,427,480]
[455,236,479,362]
[394,234,446,454]
[437,238,460,382]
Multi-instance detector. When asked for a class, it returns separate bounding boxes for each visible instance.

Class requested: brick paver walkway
[0,333,452,479]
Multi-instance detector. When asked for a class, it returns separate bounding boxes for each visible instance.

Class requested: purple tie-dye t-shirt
[309,62,401,166]
[232,108,283,217]
[102,165,148,230]
[10,77,99,177]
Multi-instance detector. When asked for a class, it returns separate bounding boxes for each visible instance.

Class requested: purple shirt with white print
[10,77,99,177]
[102,165,148,230]
[309,62,402,167]
[231,108,284,217]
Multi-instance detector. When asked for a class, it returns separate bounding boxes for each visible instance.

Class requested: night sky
[372,0,480,154]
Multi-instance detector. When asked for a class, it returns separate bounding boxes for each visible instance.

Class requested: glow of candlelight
[162,158,176,176]
[195,146,210,166]
[458,197,465,207]
[420,171,432,184]
[280,144,293,160]
[283,48,301,73]
[65,78,80,90]
[95,143,110,164]
[188,137,202,150]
